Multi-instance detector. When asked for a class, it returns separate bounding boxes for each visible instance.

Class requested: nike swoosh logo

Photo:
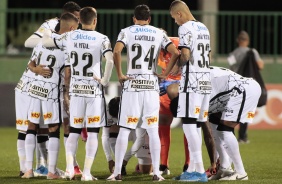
[236,175,248,180]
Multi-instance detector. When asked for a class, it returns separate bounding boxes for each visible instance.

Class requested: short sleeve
[178,26,193,50]
[161,31,172,51]
[116,29,127,46]
[252,49,262,62]
[101,36,112,56]
[54,32,68,49]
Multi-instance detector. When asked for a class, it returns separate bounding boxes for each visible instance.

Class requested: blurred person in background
[227,30,264,144]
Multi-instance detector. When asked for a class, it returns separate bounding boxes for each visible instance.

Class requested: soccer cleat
[121,165,127,176]
[219,172,248,180]
[106,174,122,181]
[19,171,24,177]
[21,170,34,179]
[65,170,75,180]
[74,166,82,177]
[178,171,199,182]
[55,168,66,179]
[209,166,234,180]
[159,165,170,175]
[81,174,98,181]
[152,174,165,181]
[47,172,61,179]
[33,165,48,177]
[194,172,208,182]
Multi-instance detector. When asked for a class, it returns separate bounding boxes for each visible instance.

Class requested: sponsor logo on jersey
[24,120,29,125]
[126,117,139,124]
[71,31,96,40]
[74,117,84,124]
[129,26,157,34]
[129,80,155,90]
[16,80,24,90]
[204,111,208,118]
[192,22,208,31]
[195,107,200,114]
[88,116,100,124]
[147,116,158,125]
[43,113,52,120]
[198,80,212,91]
[29,84,48,98]
[72,84,95,94]
[16,119,23,125]
[247,112,255,119]
[31,112,40,119]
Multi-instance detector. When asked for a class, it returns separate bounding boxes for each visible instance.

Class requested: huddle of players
[15,0,261,182]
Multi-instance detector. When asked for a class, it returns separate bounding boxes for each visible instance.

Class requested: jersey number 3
[197,43,210,68]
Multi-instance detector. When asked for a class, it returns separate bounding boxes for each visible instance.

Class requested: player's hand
[159,80,179,96]
[118,74,133,85]
[108,160,115,173]
[36,65,51,77]
[93,75,108,86]
[63,92,70,116]
[206,163,217,177]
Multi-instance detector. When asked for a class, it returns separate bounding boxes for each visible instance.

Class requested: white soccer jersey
[15,50,38,95]
[34,18,59,37]
[208,66,255,114]
[117,25,172,92]
[178,20,211,94]
[54,29,112,97]
[29,33,65,102]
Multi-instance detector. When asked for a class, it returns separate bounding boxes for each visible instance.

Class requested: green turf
[0,127,282,183]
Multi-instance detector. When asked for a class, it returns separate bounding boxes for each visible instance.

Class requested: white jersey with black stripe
[116,25,171,91]
[28,32,65,102]
[178,20,211,94]
[34,18,59,37]
[54,29,112,97]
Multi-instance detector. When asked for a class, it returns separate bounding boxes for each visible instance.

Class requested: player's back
[66,29,110,80]
[121,25,169,75]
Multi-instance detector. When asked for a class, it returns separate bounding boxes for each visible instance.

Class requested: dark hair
[134,4,150,21]
[80,7,97,25]
[108,97,120,118]
[60,12,79,23]
[62,1,81,14]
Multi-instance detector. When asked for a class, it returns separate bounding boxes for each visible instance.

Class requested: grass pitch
[0,127,282,183]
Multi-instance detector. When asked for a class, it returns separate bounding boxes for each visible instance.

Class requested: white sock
[83,132,98,176]
[217,130,246,175]
[124,128,146,162]
[147,127,161,176]
[183,124,205,173]
[66,133,80,172]
[17,138,26,172]
[113,128,131,176]
[37,142,48,166]
[187,144,195,172]
[210,124,232,169]
[48,137,60,174]
[25,133,36,171]
[109,137,117,155]
[102,127,113,162]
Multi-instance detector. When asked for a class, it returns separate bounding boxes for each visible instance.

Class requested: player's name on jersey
[29,84,48,98]
[74,43,89,49]
[197,34,210,40]
[135,35,155,41]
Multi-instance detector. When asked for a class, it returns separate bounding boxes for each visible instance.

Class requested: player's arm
[24,35,42,48]
[158,44,180,79]
[113,42,128,83]
[178,48,191,66]
[28,59,51,77]
[63,66,71,115]
[42,29,57,48]
[100,51,114,86]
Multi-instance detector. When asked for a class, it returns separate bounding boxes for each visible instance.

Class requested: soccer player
[158,0,212,182]
[43,7,114,181]
[106,4,179,181]
[22,13,79,180]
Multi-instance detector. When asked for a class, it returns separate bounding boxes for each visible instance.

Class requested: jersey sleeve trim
[178,46,190,50]
[116,40,126,47]
[64,65,70,68]
[33,32,42,38]
[53,38,60,49]
[102,49,112,56]
[164,42,173,52]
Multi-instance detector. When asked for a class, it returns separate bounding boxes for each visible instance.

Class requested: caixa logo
[129,26,156,34]
[71,31,96,40]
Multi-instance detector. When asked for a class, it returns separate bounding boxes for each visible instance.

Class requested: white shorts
[27,97,47,128]
[15,91,31,131]
[69,96,106,128]
[221,81,261,123]
[118,91,159,129]
[41,100,63,124]
[177,92,210,120]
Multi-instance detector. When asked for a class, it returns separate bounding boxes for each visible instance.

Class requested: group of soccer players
[15,0,261,182]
